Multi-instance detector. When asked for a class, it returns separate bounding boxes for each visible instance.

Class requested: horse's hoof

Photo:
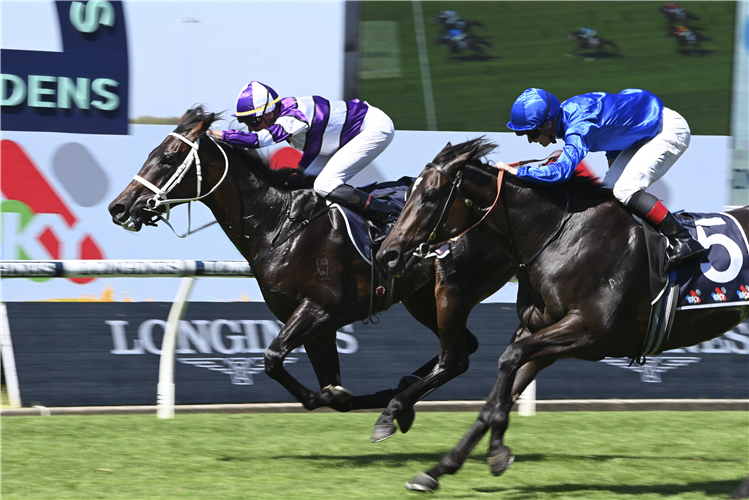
[322,385,353,405]
[396,406,416,434]
[405,472,439,492]
[487,446,514,477]
[371,422,397,443]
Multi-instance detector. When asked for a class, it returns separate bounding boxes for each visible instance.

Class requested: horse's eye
[161,154,175,165]
[423,192,438,204]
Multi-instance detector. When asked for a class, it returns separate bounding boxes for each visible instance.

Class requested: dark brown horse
[108,107,518,440]
[568,31,620,57]
[377,138,749,491]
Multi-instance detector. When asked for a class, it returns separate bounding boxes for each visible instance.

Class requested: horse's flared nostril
[379,249,401,272]
[108,202,128,223]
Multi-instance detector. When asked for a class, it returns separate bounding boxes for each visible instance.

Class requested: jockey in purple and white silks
[495,87,704,266]
[208,81,397,221]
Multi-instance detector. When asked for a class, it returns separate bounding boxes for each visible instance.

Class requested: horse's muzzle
[376,246,407,278]
[108,200,143,232]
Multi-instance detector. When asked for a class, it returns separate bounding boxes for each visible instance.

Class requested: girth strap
[250,207,331,268]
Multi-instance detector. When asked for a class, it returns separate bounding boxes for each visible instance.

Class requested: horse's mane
[178,106,315,190]
[434,137,497,167]
[221,143,316,190]
[175,105,221,134]
[450,137,613,202]
[510,167,613,202]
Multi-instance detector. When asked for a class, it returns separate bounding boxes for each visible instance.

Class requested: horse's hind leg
[303,330,349,397]
[264,299,350,410]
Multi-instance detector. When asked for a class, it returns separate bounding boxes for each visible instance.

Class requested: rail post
[518,380,537,416]
[157,276,195,419]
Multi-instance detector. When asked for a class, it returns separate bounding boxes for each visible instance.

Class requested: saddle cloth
[674,212,749,310]
[330,177,414,264]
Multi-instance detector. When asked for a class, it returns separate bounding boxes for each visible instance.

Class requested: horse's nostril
[108,202,127,221]
[381,249,400,267]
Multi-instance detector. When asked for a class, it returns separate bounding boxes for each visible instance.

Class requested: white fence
[1,260,253,419]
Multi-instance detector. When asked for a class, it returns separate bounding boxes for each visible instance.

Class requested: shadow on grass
[449,54,500,62]
[678,49,716,57]
[473,479,743,498]
[234,452,738,468]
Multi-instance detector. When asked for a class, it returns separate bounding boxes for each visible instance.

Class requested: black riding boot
[657,211,705,264]
[325,184,399,222]
[627,190,704,265]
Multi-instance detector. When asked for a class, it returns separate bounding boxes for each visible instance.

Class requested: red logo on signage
[1,139,104,283]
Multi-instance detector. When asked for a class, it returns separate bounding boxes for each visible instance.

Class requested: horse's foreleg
[487,312,594,474]
[507,324,557,402]
[371,276,484,442]
[375,258,514,442]
[264,299,348,410]
[405,373,503,491]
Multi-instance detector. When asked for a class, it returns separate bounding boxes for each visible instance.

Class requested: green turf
[2,412,747,499]
[358,1,736,135]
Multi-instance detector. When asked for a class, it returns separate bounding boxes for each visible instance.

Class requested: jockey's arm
[211,116,309,149]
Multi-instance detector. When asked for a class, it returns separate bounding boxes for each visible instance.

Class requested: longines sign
[3,303,747,407]
[0,1,129,134]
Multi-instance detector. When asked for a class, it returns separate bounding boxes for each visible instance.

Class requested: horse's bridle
[413,153,571,270]
[413,161,504,259]
[129,132,230,237]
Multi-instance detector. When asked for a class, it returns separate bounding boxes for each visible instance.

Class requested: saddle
[637,211,749,362]
[329,177,414,322]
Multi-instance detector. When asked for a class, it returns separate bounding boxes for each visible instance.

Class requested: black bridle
[413,161,500,259]
[413,158,572,271]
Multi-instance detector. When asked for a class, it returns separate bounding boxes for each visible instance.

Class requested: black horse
[438,33,494,58]
[108,108,518,440]
[377,138,749,491]
[568,31,620,58]
[660,3,701,24]
[671,25,711,55]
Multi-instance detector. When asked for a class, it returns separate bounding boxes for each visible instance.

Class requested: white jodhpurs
[601,107,691,204]
[311,105,395,196]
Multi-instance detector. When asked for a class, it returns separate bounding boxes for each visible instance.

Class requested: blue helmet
[506,88,560,131]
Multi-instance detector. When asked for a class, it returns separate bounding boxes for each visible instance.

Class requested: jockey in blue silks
[208,81,398,221]
[495,87,704,265]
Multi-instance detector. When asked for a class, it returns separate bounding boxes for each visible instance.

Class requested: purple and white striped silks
[221,96,370,169]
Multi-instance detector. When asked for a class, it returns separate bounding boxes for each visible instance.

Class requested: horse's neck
[200,150,292,262]
[491,180,573,264]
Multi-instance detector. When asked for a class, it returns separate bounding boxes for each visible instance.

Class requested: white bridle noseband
[129,132,229,237]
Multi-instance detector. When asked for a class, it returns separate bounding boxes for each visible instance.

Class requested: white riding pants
[311,106,395,196]
[601,107,691,204]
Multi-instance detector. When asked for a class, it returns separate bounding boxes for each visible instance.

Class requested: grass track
[2,411,747,499]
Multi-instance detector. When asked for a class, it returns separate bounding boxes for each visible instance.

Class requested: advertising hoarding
[5,302,747,407]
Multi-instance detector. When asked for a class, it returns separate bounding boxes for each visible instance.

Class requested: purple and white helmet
[233,81,280,121]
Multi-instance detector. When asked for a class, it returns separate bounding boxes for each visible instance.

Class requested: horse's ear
[443,151,472,170]
[184,120,208,141]
[432,142,453,161]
